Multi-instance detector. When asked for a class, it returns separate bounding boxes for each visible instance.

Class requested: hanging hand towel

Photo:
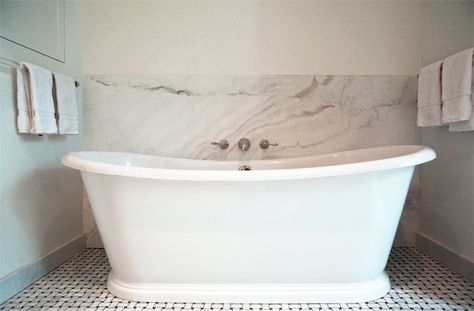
[53,72,78,134]
[449,114,474,131]
[16,64,31,133]
[449,69,474,131]
[23,62,57,134]
[417,61,443,127]
[441,48,473,124]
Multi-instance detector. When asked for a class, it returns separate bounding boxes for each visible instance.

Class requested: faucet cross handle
[211,139,229,150]
[259,139,278,149]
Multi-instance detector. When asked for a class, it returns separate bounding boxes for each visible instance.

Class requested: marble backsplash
[83,75,419,247]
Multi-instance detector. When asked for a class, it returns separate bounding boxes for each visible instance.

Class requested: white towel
[53,72,78,134]
[417,61,443,127]
[23,62,57,134]
[441,48,473,123]
[16,65,31,133]
[449,69,474,132]
[449,115,474,131]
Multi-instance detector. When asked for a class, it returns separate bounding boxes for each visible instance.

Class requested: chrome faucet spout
[238,138,251,151]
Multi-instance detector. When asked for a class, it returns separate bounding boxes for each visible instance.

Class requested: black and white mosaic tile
[1,248,472,310]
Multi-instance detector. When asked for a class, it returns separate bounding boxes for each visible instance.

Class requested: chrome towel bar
[0,56,80,87]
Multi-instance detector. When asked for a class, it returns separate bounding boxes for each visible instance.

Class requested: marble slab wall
[83,75,419,247]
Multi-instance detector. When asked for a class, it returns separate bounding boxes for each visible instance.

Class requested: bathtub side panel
[81,167,414,285]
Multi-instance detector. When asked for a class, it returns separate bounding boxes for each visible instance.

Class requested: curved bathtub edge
[107,272,391,303]
[63,145,436,181]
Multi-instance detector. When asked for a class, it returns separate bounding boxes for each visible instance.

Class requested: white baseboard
[0,235,86,304]
[416,232,473,283]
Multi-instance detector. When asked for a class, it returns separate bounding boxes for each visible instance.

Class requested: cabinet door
[0,0,65,62]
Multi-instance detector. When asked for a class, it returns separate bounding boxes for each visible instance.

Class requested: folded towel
[449,116,474,131]
[53,72,79,134]
[16,65,31,133]
[449,69,474,131]
[417,61,443,127]
[23,62,57,134]
[441,48,473,123]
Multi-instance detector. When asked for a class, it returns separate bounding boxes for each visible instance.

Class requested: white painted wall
[417,1,474,266]
[84,0,420,75]
[0,0,83,287]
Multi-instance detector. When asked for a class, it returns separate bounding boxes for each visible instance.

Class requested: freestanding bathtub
[63,145,435,303]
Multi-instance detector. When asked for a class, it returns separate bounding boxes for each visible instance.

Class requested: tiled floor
[1,248,472,310]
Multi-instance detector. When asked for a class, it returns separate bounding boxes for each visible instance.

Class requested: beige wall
[418,0,474,266]
[419,0,474,66]
[84,0,421,75]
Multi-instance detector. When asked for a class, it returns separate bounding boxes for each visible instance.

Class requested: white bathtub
[63,145,435,303]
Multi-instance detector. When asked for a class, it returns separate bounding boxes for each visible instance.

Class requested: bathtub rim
[62,145,435,181]
[107,271,391,303]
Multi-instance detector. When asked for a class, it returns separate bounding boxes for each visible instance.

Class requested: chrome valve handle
[211,139,229,150]
[259,139,278,149]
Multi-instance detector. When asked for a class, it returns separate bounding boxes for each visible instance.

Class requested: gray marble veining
[83,74,419,247]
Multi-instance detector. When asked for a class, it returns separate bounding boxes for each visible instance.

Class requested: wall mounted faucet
[238,138,251,151]
[212,138,277,151]
[211,139,229,150]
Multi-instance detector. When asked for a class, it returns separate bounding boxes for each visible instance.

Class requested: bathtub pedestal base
[107,272,390,303]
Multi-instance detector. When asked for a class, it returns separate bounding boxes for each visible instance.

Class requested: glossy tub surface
[63,145,436,303]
